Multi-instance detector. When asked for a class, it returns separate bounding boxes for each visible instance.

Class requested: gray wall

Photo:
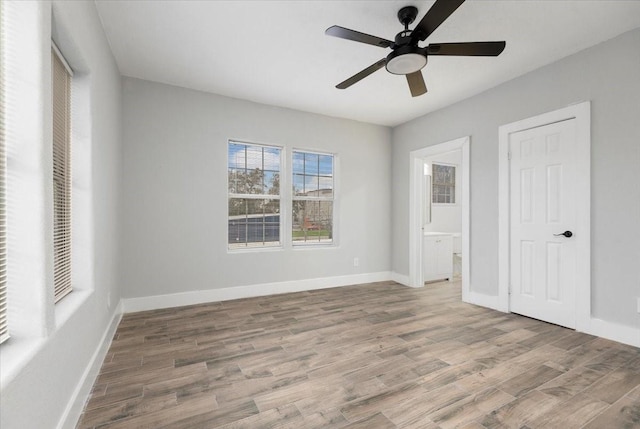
[392,28,640,328]
[121,78,391,299]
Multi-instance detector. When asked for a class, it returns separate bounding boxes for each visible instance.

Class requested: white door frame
[498,101,591,332]
[409,136,470,300]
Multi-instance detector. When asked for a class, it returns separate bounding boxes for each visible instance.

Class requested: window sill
[0,289,92,390]
[0,335,46,390]
[227,245,284,254]
[293,243,337,250]
[55,288,92,329]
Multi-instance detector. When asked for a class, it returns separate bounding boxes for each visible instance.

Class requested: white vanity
[423,232,453,282]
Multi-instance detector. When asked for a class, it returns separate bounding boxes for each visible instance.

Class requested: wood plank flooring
[76,281,640,428]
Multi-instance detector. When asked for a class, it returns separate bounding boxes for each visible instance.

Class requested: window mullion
[292,196,333,201]
[230,193,280,200]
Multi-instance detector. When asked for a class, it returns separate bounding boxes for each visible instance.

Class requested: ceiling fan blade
[406,71,427,97]
[325,25,393,48]
[336,59,387,89]
[427,41,506,56]
[413,0,465,41]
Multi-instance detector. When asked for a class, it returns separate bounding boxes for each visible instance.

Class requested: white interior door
[509,119,578,328]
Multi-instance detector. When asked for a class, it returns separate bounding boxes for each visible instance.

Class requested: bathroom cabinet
[423,232,453,282]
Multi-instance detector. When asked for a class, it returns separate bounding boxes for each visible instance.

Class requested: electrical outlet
[353,257,359,267]
[107,292,111,310]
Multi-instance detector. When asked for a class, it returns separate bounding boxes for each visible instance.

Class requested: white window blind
[52,44,72,303]
[0,2,8,344]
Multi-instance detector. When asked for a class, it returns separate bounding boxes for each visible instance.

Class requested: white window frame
[431,162,457,206]
[227,140,284,251]
[291,149,336,247]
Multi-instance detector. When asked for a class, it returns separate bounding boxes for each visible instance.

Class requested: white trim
[57,301,123,429]
[497,123,510,311]
[498,101,591,328]
[122,272,393,313]
[391,272,410,287]
[409,155,424,288]
[51,40,74,77]
[460,142,470,302]
[586,318,640,348]
[409,137,470,302]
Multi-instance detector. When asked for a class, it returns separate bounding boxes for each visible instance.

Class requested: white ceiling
[94,0,640,127]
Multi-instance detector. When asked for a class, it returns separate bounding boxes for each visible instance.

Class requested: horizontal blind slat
[52,46,72,303]
[0,1,7,344]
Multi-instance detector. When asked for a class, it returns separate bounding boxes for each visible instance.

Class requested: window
[0,2,8,344]
[228,141,281,249]
[52,43,73,302]
[432,163,456,204]
[292,151,334,244]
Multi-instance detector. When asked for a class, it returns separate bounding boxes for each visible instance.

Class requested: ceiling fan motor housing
[394,30,414,47]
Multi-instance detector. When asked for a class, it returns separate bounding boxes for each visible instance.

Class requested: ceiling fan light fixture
[326,0,506,94]
[386,47,427,75]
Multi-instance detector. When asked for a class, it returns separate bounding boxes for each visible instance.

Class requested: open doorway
[409,136,470,301]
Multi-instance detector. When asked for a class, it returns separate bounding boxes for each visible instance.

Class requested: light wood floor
[77,281,640,429]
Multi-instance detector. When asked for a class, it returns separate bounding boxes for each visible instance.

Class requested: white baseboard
[58,302,123,429]
[122,272,394,313]
[463,291,639,348]
[585,317,640,348]
[463,291,501,311]
[391,272,410,287]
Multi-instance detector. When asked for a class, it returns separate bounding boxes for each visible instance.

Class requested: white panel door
[510,119,577,328]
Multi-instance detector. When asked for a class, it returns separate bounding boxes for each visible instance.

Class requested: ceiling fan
[325,0,506,97]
